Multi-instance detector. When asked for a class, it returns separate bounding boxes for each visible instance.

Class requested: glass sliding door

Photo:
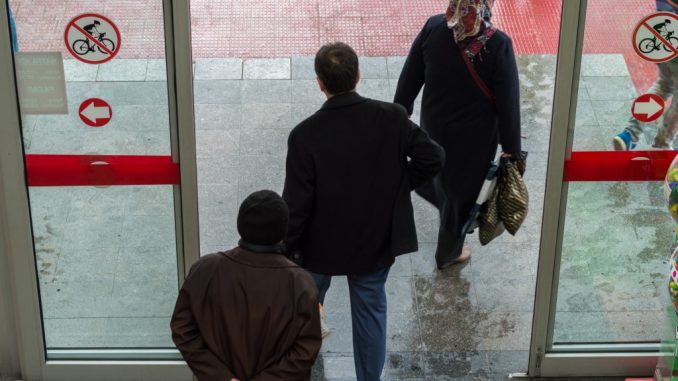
[0,0,197,379]
[531,0,677,377]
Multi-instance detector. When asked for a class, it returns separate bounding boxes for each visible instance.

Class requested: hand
[501,152,512,158]
[230,378,240,381]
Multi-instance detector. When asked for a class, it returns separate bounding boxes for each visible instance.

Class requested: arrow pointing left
[80,101,110,123]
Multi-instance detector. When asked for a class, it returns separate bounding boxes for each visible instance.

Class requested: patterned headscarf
[446,0,497,59]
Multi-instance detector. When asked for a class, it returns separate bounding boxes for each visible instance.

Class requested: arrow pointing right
[633,97,663,119]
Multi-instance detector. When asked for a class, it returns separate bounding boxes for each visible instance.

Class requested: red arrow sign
[79,98,112,127]
[632,93,664,123]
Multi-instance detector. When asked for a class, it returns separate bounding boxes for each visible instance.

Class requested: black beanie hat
[237,190,289,245]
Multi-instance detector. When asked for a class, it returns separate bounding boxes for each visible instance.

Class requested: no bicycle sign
[633,11,678,63]
[64,13,121,64]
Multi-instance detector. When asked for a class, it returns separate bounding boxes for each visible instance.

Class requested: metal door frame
[528,0,668,377]
[0,1,199,380]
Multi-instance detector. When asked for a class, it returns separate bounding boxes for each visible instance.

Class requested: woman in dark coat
[394,0,521,269]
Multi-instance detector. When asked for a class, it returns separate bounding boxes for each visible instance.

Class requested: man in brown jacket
[171,190,322,381]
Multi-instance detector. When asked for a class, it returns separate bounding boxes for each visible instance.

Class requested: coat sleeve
[493,37,522,155]
[393,21,427,115]
[170,263,236,381]
[251,282,322,381]
[282,129,315,254]
[405,119,445,190]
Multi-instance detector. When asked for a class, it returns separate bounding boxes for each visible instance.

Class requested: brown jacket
[171,246,321,381]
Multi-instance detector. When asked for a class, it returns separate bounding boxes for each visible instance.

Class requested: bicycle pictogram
[65,13,121,64]
[638,18,678,54]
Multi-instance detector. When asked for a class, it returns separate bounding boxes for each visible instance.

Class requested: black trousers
[435,227,466,267]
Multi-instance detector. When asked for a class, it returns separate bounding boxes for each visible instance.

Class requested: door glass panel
[552,1,675,346]
[9,0,179,354]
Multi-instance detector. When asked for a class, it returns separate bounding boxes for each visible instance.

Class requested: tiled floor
[20,53,674,379]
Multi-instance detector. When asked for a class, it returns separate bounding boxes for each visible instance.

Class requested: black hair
[314,42,359,95]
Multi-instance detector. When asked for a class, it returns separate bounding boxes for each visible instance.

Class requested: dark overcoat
[283,92,445,275]
[171,246,321,381]
[394,15,522,237]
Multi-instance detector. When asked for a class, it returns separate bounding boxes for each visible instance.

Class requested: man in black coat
[283,42,444,381]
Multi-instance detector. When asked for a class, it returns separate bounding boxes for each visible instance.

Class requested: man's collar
[238,239,286,254]
[321,91,367,110]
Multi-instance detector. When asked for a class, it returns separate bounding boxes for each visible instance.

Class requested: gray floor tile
[44,318,108,348]
[124,186,175,216]
[390,254,413,277]
[292,56,316,79]
[422,351,488,378]
[239,128,290,155]
[291,79,325,104]
[109,277,177,318]
[357,79,390,102]
[68,81,169,105]
[194,58,243,80]
[105,317,174,347]
[387,56,407,79]
[386,277,416,313]
[321,309,354,353]
[199,212,240,254]
[383,352,426,379]
[145,59,167,81]
[199,183,240,218]
[574,100,598,127]
[194,80,242,104]
[291,102,323,125]
[61,215,125,249]
[197,156,240,184]
[120,214,176,248]
[590,100,634,129]
[237,155,286,196]
[387,312,424,351]
[241,103,292,129]
[472,274,536,313]
[56,245,118,283]
[28,129,86,154]
[110,104,170,131]
[68,187,129,217]
[485,351,529,374]
[195,103,242,130]
[359,56,388,79]
[243,58,291,79]
[243,79,292,103]
[196,129,241,158]
[580,54,630,77]
[475,311,533,351]
[82,129,171,155]
[97,59,148,82]
[582,76,637,101]
[63,59,99,82]
[41,277,115,318]
[322,355,357,379]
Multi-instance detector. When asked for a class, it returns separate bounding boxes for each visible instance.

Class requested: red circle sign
[79,98,112,127]
[64,13,121,64]
[632,12,678,63]
[631,93,665,123]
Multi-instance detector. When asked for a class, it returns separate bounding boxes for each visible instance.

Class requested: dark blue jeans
[311,266,390,381]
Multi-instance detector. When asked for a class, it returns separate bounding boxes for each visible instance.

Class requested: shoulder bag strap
[460,49,496,105]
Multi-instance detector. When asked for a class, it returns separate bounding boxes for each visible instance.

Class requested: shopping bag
[462,159,501,235]
[497,152,529,235]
